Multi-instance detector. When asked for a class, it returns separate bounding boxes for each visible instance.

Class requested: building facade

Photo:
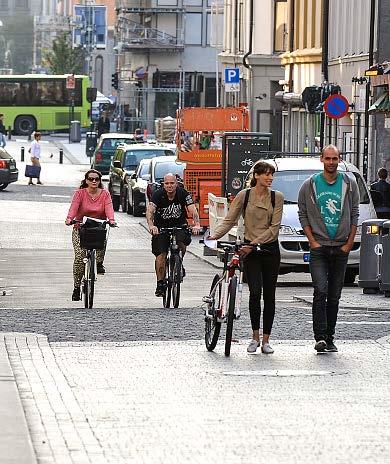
[220,0,286,148]
[115,0,221,133]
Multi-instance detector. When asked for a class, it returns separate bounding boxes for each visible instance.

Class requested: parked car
[145,155,186,202]
[90,133,136,175]
[0,147,18,190]
[109,143,175,212]
[245,156,377,283]
[126,158,152,217]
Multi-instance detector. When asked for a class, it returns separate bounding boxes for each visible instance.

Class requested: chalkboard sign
[224,134,271,196]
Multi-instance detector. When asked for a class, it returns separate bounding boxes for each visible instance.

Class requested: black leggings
[243,244,280,334]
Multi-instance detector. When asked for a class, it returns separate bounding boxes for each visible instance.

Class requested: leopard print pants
[72,228,106,287]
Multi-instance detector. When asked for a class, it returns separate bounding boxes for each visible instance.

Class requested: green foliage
[43,33,85,75]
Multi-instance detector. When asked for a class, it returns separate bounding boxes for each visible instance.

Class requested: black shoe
[72,287,81,301]
[314,340,327,352]
[182,266,186,278]
[155,280,165,297]
[97,263,105,274]
[325,341,338,352]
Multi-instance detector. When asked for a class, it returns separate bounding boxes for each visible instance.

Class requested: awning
[369,92,390,112]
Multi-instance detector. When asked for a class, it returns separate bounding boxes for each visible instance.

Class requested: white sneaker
[261,343,274,354]
[247,339,260,353]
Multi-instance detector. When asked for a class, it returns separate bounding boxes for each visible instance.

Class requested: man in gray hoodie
[298,145,359,352]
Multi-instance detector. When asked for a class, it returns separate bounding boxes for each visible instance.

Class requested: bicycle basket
[79,225,107,250]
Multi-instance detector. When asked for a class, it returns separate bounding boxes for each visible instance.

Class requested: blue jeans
[309,246,349,342]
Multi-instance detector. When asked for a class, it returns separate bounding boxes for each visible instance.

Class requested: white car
[246,157,377,283]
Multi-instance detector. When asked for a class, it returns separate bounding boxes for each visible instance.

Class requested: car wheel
[0,183,9,191]
[133,198,144,217]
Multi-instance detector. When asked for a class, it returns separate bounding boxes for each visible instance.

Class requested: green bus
[0,74,90,135]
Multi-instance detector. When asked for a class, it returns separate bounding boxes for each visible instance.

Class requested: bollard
[59,148,63,164]
[21,146,25,162]
[7,126,11,140]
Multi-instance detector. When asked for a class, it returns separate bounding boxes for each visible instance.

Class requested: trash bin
[358,219,387,294]
[69,120,81,143]
[86,131,98,157]
[379,220,390,297]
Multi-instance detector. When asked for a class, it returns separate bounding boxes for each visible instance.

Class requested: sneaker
[261,343,274,354]
[314,340,327,352]
[155,281,165,297]
[28,181,34,186]
[247,339,260,354]
[97,263,105,274]
[325,341,338,352]
[72,287,81,301]
[37,181,43,185]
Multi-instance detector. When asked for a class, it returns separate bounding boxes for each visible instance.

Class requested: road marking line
[42,194,71,198]
[307,321,390,325]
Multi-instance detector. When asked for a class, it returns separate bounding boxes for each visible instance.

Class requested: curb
[0,333,37,464]
[293,295,390,311]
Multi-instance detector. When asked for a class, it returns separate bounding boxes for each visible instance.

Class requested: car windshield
[124,149,174,169]
[272,170,369,204]
[154,161,184,181]
[102,138,135,149]
[0,149,12,160]
[139,162,150,177]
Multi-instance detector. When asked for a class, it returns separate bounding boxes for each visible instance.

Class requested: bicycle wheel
[163,256,171,308]
[172,254,181,308]
[225,276,237,357]
[205,274,222,351]
[83,251,95,309]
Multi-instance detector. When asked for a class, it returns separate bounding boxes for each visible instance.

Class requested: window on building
[184,0,202,5]
[157,0,178,6]
[0,0,8,10]
[274,0,288,53]
[15,0,27,7]
[185,13,202,45]
[207,11,223,46]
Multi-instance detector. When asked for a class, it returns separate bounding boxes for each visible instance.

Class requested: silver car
[246,157,377,283]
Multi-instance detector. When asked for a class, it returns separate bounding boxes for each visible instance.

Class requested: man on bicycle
[146,173,201,297]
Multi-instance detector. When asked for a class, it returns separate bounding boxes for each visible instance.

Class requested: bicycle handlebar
[67,219,118,227]
[159,226,189,233]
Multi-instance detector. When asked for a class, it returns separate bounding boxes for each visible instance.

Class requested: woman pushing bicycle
[208,161,284,354]
[65,169,116,301]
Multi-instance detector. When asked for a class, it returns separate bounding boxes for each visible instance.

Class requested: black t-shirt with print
[151,187,194,228]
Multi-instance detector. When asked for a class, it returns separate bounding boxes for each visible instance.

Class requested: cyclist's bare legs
[155,252,167,281]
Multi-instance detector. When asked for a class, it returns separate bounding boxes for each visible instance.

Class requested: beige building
[219,0,286,148]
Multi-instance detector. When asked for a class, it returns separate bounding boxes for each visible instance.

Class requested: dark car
[126,158,152,217]
[0,147,18,190]
[90,133,136,175]
[108,143,175,212]
[145,156,186,202]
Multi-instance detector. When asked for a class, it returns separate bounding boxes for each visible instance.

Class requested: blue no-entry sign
[324,94,350,119]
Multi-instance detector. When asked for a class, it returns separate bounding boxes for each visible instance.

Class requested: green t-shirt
[314,172,343,239]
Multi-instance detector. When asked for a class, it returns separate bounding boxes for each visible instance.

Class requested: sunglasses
[87,177,100,182]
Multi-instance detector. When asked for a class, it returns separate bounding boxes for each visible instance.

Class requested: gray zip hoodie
[298,172,360,246]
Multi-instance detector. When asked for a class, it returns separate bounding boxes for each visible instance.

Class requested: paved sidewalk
[0,334,37,464]
[2,332,390,464]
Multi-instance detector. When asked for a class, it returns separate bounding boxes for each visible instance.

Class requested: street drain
[222,370,348,377]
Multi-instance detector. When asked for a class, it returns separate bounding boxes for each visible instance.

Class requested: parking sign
[225,68,240,92]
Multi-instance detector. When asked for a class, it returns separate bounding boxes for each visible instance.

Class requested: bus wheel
[14,116,37,136]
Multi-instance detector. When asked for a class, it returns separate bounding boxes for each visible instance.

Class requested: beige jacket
[213,188,284,244]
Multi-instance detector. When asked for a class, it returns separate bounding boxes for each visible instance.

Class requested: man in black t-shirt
[370,167,390,219]
[146,173,201,297]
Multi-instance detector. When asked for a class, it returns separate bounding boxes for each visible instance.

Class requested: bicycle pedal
[202,296,213,304]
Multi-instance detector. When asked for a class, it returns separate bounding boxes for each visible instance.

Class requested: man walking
[298,145,359,352]
[370,167,390,219]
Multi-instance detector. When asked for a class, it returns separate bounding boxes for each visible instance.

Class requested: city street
[1,139,390,463]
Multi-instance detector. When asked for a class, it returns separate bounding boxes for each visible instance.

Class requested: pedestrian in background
[298,145,359,353]
[0,113,7,148]
[97,111,110,138]
[28,131,43,186]
[208,161,284,355]
[134,127,144,143]
[370,167,390,219]
[65,169,115,301]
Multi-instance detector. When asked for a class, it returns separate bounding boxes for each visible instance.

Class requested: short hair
[250,161,275,187]
[321,144,340,157]
[34,132,41,139]
[378,167,388,180]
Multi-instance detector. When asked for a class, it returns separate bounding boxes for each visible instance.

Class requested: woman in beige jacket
[209,161,284,354]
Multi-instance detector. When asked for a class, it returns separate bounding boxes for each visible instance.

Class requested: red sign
[66,75,75,90]
[324,94,349,119]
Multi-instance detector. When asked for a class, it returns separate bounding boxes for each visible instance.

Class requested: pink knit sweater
[67,188,115,225]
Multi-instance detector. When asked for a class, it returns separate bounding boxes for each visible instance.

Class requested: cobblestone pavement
[4,333,390,464]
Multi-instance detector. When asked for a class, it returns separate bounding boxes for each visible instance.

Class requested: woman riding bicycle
[208,161,284,354]
[65,169,115,301]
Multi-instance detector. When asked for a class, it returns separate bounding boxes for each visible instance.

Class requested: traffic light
[111,72,119,90]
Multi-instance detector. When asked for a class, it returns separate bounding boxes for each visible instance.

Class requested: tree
[43,33,85,75]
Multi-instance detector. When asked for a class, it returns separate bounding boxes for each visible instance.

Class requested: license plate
[303,253,310,262]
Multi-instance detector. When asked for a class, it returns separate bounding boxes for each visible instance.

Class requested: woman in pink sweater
[66,169,115,301]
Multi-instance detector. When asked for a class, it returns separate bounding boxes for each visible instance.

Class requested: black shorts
[151,229,192,256]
